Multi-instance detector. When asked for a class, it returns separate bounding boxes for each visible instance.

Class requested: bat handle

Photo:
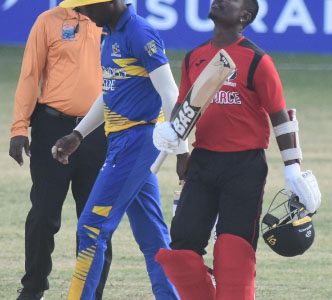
[150,151,168,174]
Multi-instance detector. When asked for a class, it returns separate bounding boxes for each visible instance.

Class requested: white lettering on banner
[324,0,332,34]
[185,0,213,32]
[145,0,178,30]
[135,0,331,37]
[274,0,316,34]
[49,0,57,8]
[2,0,18,10]
[42,0,332,38]
[251,0,268,33]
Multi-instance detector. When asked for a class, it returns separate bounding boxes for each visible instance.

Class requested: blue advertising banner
[0,0,331,53]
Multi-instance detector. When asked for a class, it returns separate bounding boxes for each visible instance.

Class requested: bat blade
[151,49,236,174]
[172,49,236,140]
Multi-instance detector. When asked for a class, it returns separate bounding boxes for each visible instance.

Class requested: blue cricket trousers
[67,124,179,300]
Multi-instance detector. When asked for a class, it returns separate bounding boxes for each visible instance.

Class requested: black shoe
[16,289,44,300]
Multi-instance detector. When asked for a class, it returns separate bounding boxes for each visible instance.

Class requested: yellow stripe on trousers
[67,245,98,299]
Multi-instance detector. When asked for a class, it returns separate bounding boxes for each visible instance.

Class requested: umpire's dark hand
[9,135,30,166]
[176,152,190,181]
[51,132,82,165]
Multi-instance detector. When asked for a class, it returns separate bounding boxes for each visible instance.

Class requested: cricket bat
[151,49,236,173]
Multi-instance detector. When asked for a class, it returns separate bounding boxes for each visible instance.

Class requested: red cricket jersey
[177,36,286,152]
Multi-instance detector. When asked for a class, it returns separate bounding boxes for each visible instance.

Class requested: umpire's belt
[39,104,84,124]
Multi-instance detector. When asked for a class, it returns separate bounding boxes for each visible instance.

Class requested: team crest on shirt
[111,43,121,57]
[144,40,157,56]
[62,24,77,41]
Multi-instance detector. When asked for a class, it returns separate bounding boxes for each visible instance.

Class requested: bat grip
[150,151,168,174]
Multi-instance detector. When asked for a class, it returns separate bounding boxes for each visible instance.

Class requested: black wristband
[72,130,83,141]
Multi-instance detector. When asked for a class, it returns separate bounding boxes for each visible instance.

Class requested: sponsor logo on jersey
[102,66,127,92]
[224,69,237,87]
[212,90,241,105]
[102,66,127,79]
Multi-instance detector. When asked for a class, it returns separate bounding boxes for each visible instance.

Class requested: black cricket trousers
[171,148,268,255]
[21,104,112,299]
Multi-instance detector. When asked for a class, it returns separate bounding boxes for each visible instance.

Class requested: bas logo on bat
[172,94,200,138]
[172,52,233,139]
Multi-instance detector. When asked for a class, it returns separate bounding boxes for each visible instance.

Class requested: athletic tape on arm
[280,148,303,161]
[275,108,303,162]
[74,93,104,138]
[273,120,299,137]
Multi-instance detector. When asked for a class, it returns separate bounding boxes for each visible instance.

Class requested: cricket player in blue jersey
[52,0,188,299]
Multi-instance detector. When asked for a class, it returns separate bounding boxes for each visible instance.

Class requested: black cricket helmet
[261,189,315,257]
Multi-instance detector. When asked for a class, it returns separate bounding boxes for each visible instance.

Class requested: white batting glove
[153,122,179,153]
[153,122,189,154]
[284,163,321,213]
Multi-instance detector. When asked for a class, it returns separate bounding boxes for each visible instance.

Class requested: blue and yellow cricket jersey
[67,6,180,300]
[101,5,167,134]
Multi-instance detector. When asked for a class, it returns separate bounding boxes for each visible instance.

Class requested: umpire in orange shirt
[9,5,112,300]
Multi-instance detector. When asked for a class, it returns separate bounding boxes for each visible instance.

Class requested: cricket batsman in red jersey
[153,0,321,299]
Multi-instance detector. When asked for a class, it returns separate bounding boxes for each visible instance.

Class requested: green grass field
[0,46,331,299]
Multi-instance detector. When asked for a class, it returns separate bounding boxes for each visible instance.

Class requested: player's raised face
[209,0,247,26]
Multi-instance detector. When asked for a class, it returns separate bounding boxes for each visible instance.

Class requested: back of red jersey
[177,36,286,152]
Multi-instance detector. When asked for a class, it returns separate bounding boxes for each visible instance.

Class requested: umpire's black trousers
[21,105,112,298]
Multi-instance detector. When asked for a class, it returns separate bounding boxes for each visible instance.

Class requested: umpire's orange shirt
[11,7,102,137]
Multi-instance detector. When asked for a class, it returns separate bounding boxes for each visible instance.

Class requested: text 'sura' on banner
[0,0,331,53]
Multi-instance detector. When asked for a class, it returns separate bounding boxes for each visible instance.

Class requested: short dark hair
[245,0,259,26]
